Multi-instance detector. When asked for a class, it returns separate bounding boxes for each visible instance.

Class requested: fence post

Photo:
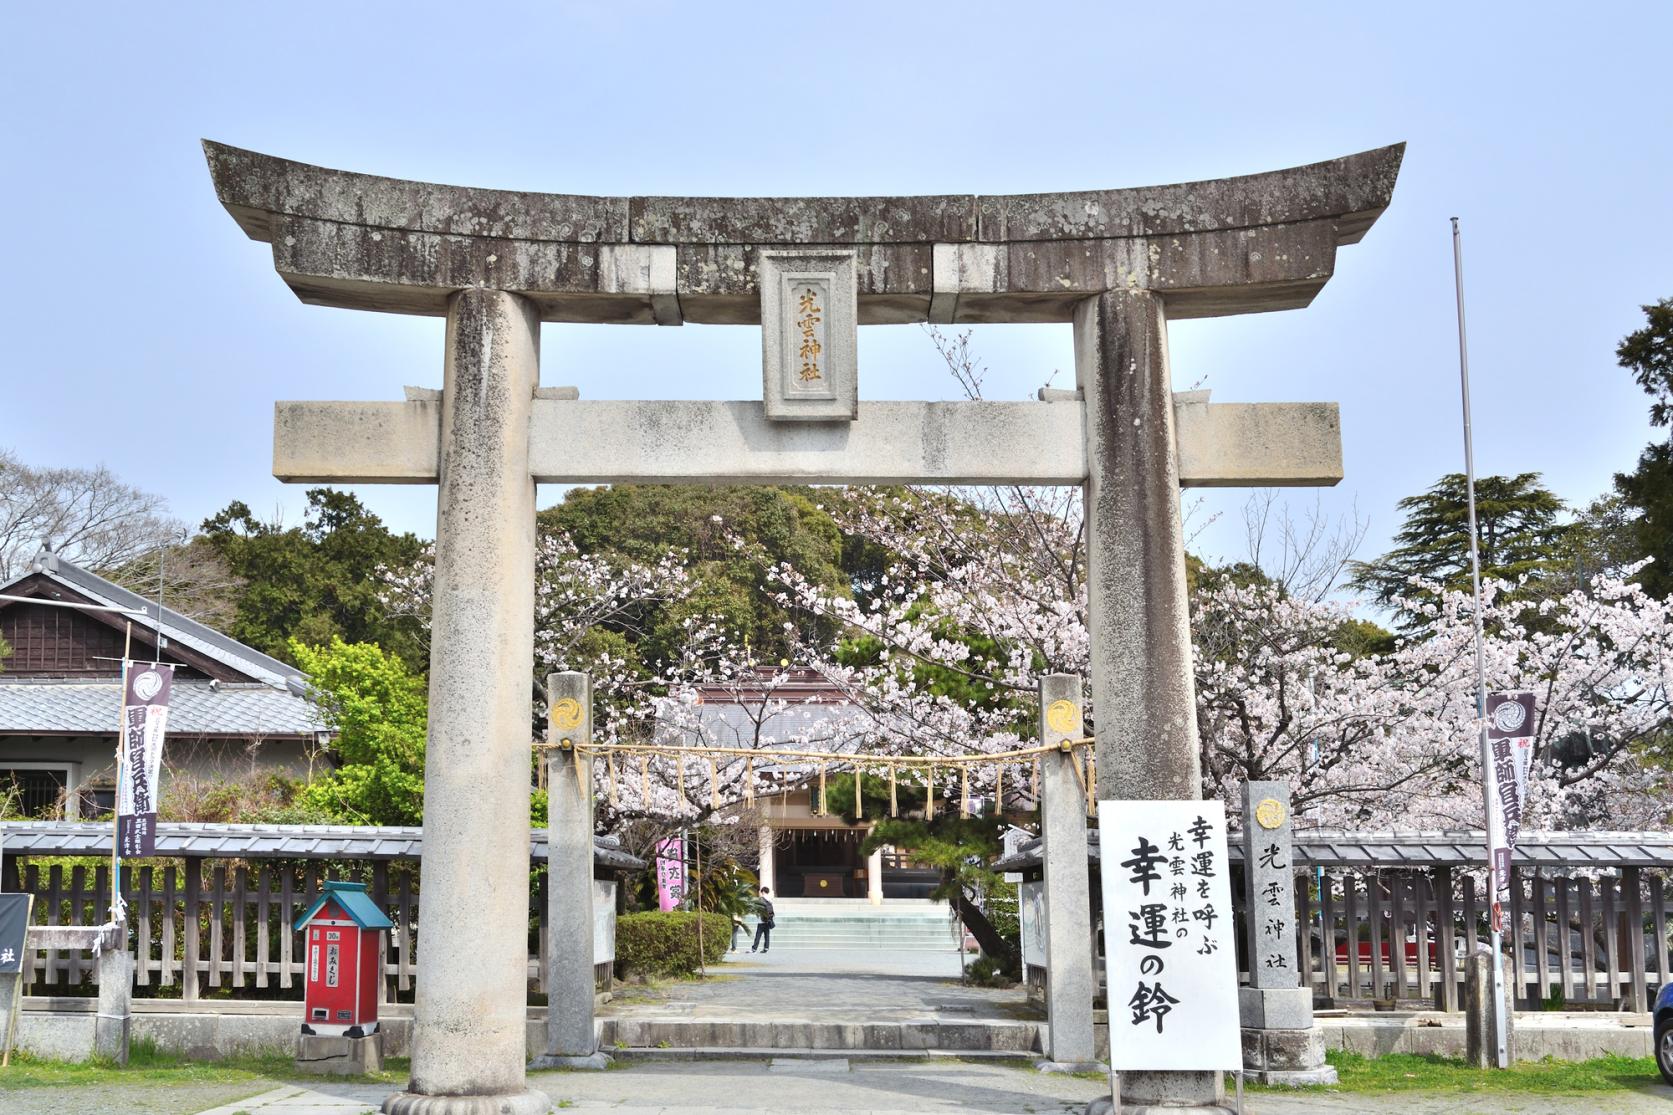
[182,856,201,1004]
[1436,867,1459,1012]
[1625,867,1647,1012]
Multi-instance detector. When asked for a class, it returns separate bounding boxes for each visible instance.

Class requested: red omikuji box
[293,880,392,1038]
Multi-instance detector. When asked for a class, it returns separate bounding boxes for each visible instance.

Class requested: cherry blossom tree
[762,486,1673,832]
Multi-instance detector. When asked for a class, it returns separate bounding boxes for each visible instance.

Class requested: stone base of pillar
[1237,986,1312,1029]
[382,1089,552,1115]
[1239,1026,1332,1078]
[1244,1065,1339,1086]
[1085,1100,1234,1115]
[1083,1069,1232,1115]
[297,1032,383,1076]
[529,1051,613,1071]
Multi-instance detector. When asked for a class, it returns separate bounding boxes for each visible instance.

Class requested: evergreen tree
[1347,473,1566,611]
[200,489,428,669]
[1612,298,1673,597]
[539,485,868,660]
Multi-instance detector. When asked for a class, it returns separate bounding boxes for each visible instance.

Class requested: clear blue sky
[3,2,1668,578]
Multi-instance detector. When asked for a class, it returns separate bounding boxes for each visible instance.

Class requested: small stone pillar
[1036,674,1099,1073]
[532,671,610,1071]
[1238,782,1335,1085]
[93,925,132,1064]
[867,846,884,906]
[757,824,775,895]
[1465,948,1516,1068]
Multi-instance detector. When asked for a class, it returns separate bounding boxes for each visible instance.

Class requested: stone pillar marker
[1036,674,1099,1073]
[93,930,133,1063]
[1238,782,1335,1085]
[866,846,884,905]
[1078,291,1228,1114]
[1465,948,1517,1068]
[534,671,610,1071]
[384,288,548,1115]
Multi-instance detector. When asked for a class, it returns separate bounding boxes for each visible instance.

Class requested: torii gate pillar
[384,289,548,1115]
[1078,291,1216,1107]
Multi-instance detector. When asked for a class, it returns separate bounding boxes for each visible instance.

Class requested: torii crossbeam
[205,140,1403,1115]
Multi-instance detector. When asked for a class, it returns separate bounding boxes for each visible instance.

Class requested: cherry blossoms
[766,487,1673,832]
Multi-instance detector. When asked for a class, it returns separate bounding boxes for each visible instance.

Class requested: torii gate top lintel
[202,139,1404,326]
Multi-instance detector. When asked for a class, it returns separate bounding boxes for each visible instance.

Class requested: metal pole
[111,623,132,924]
[1452,216,1507,1068]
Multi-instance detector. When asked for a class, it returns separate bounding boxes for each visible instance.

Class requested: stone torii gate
[204,139,1402,1115]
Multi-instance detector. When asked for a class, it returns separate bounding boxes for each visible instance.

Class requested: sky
[2,2,1668,585]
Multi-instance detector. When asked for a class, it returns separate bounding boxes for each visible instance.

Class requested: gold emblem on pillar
[1255,798,1286,830]
[1045,699,1080,735]
[551,698,584,732]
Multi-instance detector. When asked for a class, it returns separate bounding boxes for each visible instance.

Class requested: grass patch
[0,1038,409,1090]
[1246,1050,1664,1094]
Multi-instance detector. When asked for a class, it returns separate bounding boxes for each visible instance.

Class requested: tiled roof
[0,549,306,691]
[0,820,646,871]
[295,881,395,930]
[992,828,1673,873]
[0,678,323,737]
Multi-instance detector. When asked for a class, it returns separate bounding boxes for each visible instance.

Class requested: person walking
[750,886,775,953]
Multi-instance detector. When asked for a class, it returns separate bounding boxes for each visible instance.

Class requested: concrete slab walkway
[601,949,1040,1054]
[168,1060,1673,1115]
[614,948,1010,1016]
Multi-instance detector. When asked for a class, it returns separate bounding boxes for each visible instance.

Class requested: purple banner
[655,836,685,911]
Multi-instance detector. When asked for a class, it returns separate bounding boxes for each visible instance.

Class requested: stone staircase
[744,898,961,952]
[598,1016,1041,1058]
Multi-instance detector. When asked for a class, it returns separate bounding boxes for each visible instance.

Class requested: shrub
[965,952,1017,988]
[616,911,730,978]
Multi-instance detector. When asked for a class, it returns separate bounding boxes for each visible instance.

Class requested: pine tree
[1347,473,1566,611]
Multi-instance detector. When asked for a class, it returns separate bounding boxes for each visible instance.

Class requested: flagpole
[112,622,131,926]
[1452,216,1507,1069]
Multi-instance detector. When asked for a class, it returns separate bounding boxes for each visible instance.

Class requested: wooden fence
[1250,865,1671,1012]
[2,857,591,1002]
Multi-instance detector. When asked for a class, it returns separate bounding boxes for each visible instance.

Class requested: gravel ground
[0,1079,276,1115]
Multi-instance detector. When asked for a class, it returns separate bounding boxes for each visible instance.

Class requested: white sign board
[592,879,617,963]
[1019,879,1048,969]
[1097,799,1240,1071]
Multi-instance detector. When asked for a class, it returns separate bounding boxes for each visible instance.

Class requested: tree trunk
[948,872,1017,968]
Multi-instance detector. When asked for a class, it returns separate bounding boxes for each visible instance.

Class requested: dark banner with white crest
[117,661,174,856]
[1484,690,1535,932]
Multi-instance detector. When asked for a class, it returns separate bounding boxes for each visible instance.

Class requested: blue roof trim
[293,880,394,932]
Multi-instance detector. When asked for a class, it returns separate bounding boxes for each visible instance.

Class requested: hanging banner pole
[110,624,131,924]
[1453,215,1508,1070]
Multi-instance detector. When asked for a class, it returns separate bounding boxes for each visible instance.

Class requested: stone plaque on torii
[204,140,1403,1115]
